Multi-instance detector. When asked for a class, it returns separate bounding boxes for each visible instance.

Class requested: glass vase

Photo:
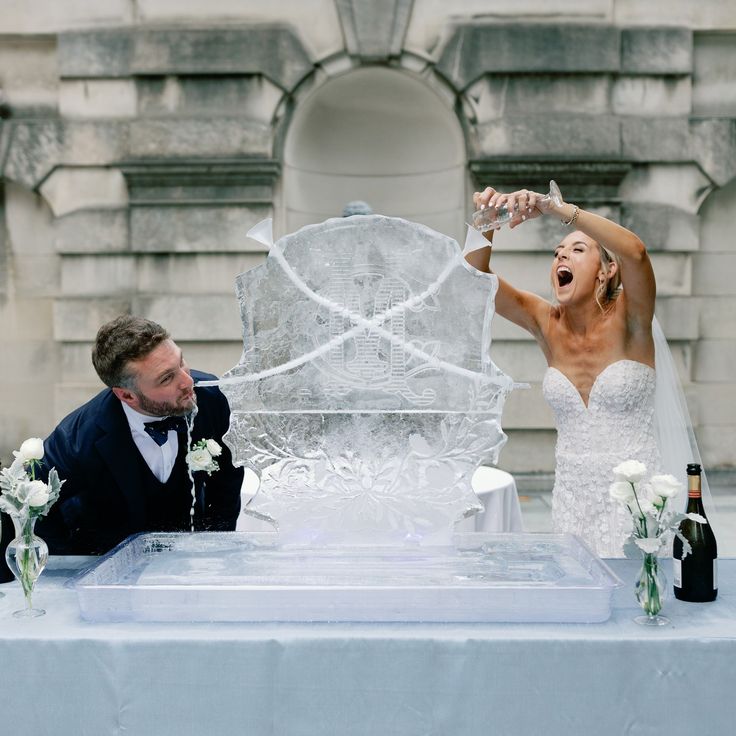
[634,551,669,626]
[5,513,48,618]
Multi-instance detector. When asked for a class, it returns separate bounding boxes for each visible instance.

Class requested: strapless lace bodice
[542,360,660,557]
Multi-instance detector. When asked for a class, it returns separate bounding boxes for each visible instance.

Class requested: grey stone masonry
[621,27,692,74]
[437,24,620,90]
[58,27,314,91]
[335,0,414,61]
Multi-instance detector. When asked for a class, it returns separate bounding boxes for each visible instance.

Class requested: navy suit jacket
[36,370,242,555]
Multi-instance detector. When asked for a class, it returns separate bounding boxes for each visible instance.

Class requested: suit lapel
[94,392,148,530]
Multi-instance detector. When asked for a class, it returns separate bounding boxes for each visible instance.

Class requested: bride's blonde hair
[596,245,622,312]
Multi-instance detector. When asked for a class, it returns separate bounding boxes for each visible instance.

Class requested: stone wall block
[60,343,98,383]
[621,117,692,161]
[612,76,692,116]
[137,254,265,295]
[58,29,134,77]
[2,120,62,188]
[475,115,620,158]
[650,253,691,297]
[690,118,736,187]
[653,297,700,340]
[53,210,128,254]
[693,339,736,382]
[59,27,313,91]
[695,383,736,426]
[491,341,549,383]
[54,383,102,426]
[128,119,271,158]
[621,27,692,74]
[621,203,699,252]
[437,24,620,90]
[53,298,131,341]
[693,32,736,116]
[139,295,242,341]
[61,255,137,296]
[130,204,271,253]
[693,253,736,296]
[59,80,137,119]
[698,297,736,339]
[13,254,59,295]
[502,385,556,430]
[467,75,610,123]
[137,76,283,122]
[497,429,556,474]
[697,426,736,469]
[39,168,129,217]
[335,0,413,60]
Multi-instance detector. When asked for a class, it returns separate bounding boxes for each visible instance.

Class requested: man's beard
[134,389,197,417]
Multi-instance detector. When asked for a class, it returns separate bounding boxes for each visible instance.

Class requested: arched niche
[282,67,466,241]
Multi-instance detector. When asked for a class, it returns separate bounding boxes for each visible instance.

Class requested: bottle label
[714,559,718,590]
[673,558,682,588]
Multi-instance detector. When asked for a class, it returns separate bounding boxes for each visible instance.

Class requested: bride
[467,185,659,556]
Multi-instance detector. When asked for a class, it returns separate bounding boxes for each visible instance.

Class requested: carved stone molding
[58,27,313,92]
[468,159,632,203]
[119,158,281,206]
[334,0,414,61]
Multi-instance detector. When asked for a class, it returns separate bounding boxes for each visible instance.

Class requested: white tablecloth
[1,557,734,736]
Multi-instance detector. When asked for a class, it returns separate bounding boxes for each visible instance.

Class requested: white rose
[609,481,635,503]
[634,537,662,554]
[13,437,44,462]
[205,439,222,457]
[27,481,50,508]
[649,474,681,499]
[187,448,212,472]
[612,460,647,483]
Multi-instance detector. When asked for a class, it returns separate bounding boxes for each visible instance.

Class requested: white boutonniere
[186,438,221,475]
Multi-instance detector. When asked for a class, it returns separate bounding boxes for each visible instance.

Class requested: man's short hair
[92,315,170,388]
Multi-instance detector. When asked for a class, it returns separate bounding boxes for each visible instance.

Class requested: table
[237,466,524,533]
[1,556,734,736]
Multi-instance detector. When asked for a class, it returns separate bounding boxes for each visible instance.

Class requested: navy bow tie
[143,416,188,446]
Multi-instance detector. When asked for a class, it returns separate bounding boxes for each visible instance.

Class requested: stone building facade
[1,0,735,476]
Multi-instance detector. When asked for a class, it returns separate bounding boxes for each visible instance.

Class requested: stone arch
[281,66,467,241]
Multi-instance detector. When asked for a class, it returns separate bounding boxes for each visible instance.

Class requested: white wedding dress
[542,360,661,557]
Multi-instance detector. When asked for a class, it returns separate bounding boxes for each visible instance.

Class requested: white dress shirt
[121,402,180,483]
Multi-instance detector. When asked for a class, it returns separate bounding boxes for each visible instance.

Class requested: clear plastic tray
[74,532,622,623]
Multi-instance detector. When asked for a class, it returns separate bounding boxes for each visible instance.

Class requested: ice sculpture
[210,215,514,545]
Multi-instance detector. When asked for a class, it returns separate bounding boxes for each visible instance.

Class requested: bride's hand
[473,187,546,229]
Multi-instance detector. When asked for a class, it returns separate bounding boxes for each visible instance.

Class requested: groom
[37,315,242,555]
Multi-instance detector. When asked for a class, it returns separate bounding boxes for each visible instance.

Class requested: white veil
[652,316,717,528]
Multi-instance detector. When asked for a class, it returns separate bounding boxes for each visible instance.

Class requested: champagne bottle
[673,464,717,602]
[0,511,16,583]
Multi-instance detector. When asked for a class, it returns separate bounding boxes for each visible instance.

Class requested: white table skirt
[1,556,734,736]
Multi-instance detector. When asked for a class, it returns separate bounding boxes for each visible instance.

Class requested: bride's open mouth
[557,265,573,288]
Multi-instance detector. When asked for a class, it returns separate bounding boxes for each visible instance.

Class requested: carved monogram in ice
[215,215,514,545]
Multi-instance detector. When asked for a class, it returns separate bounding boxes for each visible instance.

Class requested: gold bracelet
[561,205,579,227]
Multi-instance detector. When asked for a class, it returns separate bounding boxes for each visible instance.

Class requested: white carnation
[612,460,647,483]
[649,474,681,499]
[634,537,662,554]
